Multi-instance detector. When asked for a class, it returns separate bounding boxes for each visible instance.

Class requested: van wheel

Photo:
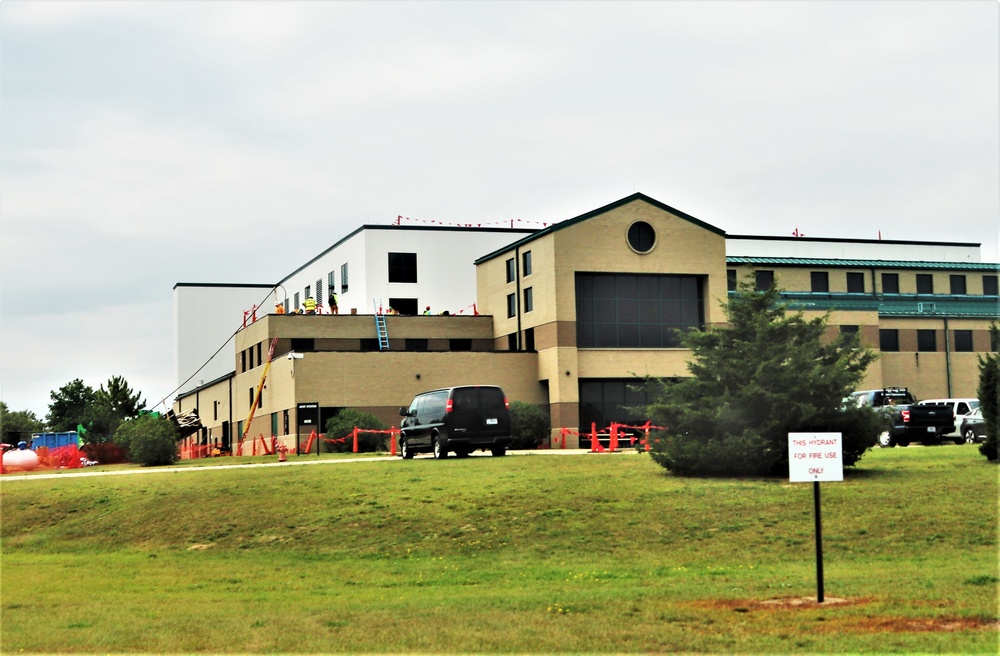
[433,437,448,459]
[400,439,414,459]
[491,446,507,457]
[876,431,894,448]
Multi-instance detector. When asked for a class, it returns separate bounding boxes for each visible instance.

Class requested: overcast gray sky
[1,0,998,420]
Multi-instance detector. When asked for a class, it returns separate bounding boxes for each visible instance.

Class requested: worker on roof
[423,306,431,315]
[274,302,285,315]
[304,296,317,314]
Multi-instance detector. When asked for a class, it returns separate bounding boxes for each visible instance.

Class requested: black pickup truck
[847,387,956,448]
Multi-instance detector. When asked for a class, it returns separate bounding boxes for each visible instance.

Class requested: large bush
[324,410,388,453]
[509,401,549,449]
[646,278,881,477]
[114,414,180,466]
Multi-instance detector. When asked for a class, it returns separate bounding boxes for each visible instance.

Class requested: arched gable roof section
[474,192,725,264]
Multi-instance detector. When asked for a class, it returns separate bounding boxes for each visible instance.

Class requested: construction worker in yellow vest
[303,296,317,314]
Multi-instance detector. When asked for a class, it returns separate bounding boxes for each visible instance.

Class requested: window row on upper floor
[730,269,999,296]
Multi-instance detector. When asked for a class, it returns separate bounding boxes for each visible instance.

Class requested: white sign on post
[788,432,844,482]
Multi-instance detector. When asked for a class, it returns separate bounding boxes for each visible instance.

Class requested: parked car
[917,398,980,442]
[960,407,987,444]
[847,387,956,447]
[399,385,512,459]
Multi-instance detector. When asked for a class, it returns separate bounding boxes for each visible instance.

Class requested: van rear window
[453,387,505,412]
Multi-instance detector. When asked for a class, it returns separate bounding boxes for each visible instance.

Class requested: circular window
[627,221,656,253]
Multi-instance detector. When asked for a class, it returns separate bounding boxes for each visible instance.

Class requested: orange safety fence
[555,421,665,452]
[1,444,88,474]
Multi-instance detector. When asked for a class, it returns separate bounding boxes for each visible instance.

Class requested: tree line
[1,375,146,444]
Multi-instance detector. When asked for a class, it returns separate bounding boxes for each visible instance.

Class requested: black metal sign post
[813,481,825,603]
[789,432,842,604]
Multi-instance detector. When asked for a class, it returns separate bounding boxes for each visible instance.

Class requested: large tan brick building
[173,193,999,451]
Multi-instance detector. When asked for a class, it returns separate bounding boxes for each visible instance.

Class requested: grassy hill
[1,448,997,653]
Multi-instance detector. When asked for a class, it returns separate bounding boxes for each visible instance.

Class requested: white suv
[917,398,980,442]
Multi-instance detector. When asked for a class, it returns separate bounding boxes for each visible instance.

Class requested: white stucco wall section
[279,226,536,316]
[174,284,275,396]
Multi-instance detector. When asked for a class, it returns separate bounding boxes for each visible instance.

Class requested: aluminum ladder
[373,300,389,351]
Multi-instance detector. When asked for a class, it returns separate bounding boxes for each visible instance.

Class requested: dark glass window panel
[617,299,638,323]
[811,272,829,293]
[917,329,936,352]
[616,275,638,299]
[638,276,659,299]
[879,329,899,352]
[916,274,933,294]
[618,324,640,348]
[954,330,973,352]
[882,273,899,294]
[755,270,774,291]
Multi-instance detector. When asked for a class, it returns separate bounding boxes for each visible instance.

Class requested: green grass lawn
[2,447,997,653]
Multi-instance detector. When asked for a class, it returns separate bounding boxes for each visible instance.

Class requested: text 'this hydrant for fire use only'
[277,443,288,462]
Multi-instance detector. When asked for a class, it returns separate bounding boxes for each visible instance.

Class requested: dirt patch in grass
[699,598,998,633]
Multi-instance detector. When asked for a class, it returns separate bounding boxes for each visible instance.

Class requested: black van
[399,385,512,459]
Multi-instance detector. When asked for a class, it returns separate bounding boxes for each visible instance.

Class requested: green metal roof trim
[727,256,1000,271]
[729,291,1000,318]
[476,193,726,264]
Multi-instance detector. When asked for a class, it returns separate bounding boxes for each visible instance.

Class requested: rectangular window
[579,379,657,435]
[213,400,218,421]
[328,271,335,292]
[404,339,428,352]
[879,329,899,352]
[954,330,973,352]
[240,350,246,373]
[507,333,518,351]
[847,272,865,293]
[506,257,516,283]
[917,329,936,352]
[810,272,829,293]
[916,274,933,294]
[950,275,967,295]
[506,292,517,318]
[293,292,300,310]
[882,273,899,294]
[388,252,418,283]
[524,287,533,313]
[522,251,532,276]
[449,338,472,351]
[360,338,380,351]
[524,327,535,351]
[290,338,314,352]
[388,298,418,316]
[755,270,774,291]
[984,275,999,296]
[576,273,704,349]
[727,269,737,292]
[305,285,311,301]
[256,342,262,366]
[840,325,859,336]
[341,263,349,293]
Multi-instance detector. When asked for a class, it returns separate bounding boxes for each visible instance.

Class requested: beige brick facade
[175,193,998,453]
